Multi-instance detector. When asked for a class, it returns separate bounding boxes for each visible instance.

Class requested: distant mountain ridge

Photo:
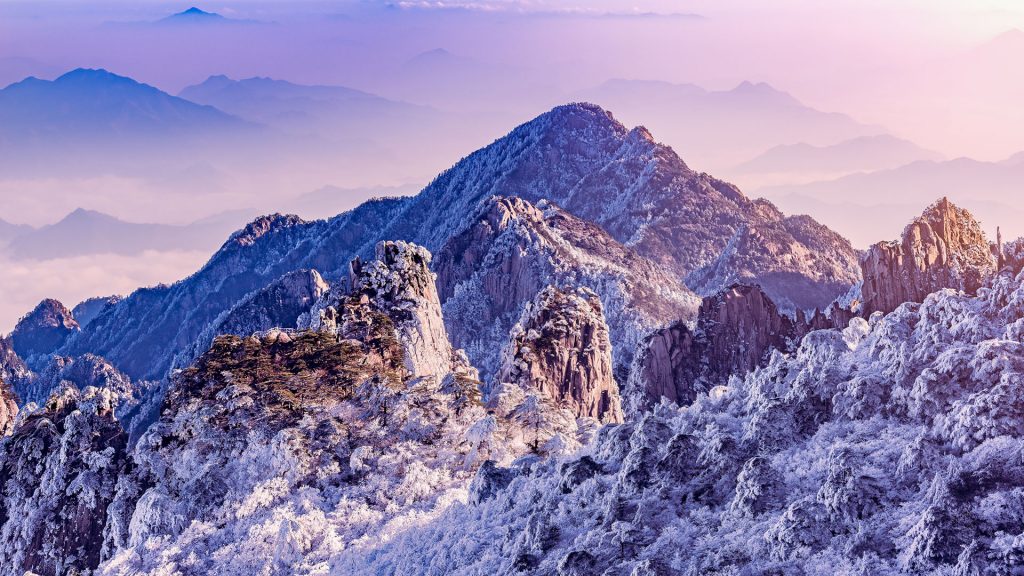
[3,208,252,260]
[575,79,884,172]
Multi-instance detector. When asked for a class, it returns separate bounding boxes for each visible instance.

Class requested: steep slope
[353,267,1024,576]
[497,286,624,424]
[382,103,859,311]
[0,386,127,576]
[861,197,996,315]
[97,242,558,574]
[574,79,882,172]
[0,376,16,435]
[627,284,813,412]
[53,103,853,389]
[9,298,79,365]
[435,196,698,380]
[59,199,409,381]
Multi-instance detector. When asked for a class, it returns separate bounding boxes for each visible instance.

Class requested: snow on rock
[349,241,455,380]
[0,375,16,435]
[861,197,996,315]
[0,385,127,576]
[9,298,80,368]
[97,283,536,575]
[346,268,1024,576]
[497,285,624,424]
[176,268,331,373]
[435,195,699,383]
[626,283,805,412]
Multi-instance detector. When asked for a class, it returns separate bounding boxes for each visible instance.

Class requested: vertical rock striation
[860,197,995,315]
[350,241,456,380]
[497,286,624,424]
[628,284,801,411]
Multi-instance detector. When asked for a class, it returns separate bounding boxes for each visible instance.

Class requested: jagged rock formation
[71,295,121,328]
[860,197,996,315]
[627,284,803,411]
[349,241,455,379]
[60,200,409,381]
[0,385,127,576]
[435,196,698,380]
[497,286,624,424]
[99,267,547,574]
[10,298,79,365]
[51,103,855,390]
[0,376,17,435]
[0,335,31,390]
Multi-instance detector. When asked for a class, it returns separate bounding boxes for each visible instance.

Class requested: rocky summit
[860,197,996,315]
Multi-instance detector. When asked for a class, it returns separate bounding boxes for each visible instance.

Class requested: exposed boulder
[627,284,801,411]
[860,197,995,315]
[9,298,79,365]
[497,286,624,424]
[0,385,127,575]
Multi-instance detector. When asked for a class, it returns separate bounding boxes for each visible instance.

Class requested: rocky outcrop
[0,385,127,575]
[498,286,623,423]
[628,284,801,411]
[435,196,699,381]
[860,198,995,315]
[350,241,456,380]
[9,298,79,364]
[177,268,330,372]
[0,335,31,391]
[0,376,17,436]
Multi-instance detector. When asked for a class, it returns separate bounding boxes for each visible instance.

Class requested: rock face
[350,241,455,379]
[0,335,31,391]
[497,286,624,424]
[9,298,79,364]
[0,376,17,436]
[628,284,801,410]
[178,268,330,371]
[0,385,127,576]
[860,197,996,315]
[71,295,121,328]
[435,196,699,380]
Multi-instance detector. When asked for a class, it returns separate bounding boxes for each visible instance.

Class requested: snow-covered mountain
[46,103,852,386]
[1,105,1013,575]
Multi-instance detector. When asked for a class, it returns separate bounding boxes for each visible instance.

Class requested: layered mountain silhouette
[575,79,883,172]
[3,208,250,260]
[0,68,259,175]
[178,74,440,138]
[762,154,1024,246]
[733,134,944,184]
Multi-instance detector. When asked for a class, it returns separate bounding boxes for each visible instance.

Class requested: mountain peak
[174,6,221,18]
